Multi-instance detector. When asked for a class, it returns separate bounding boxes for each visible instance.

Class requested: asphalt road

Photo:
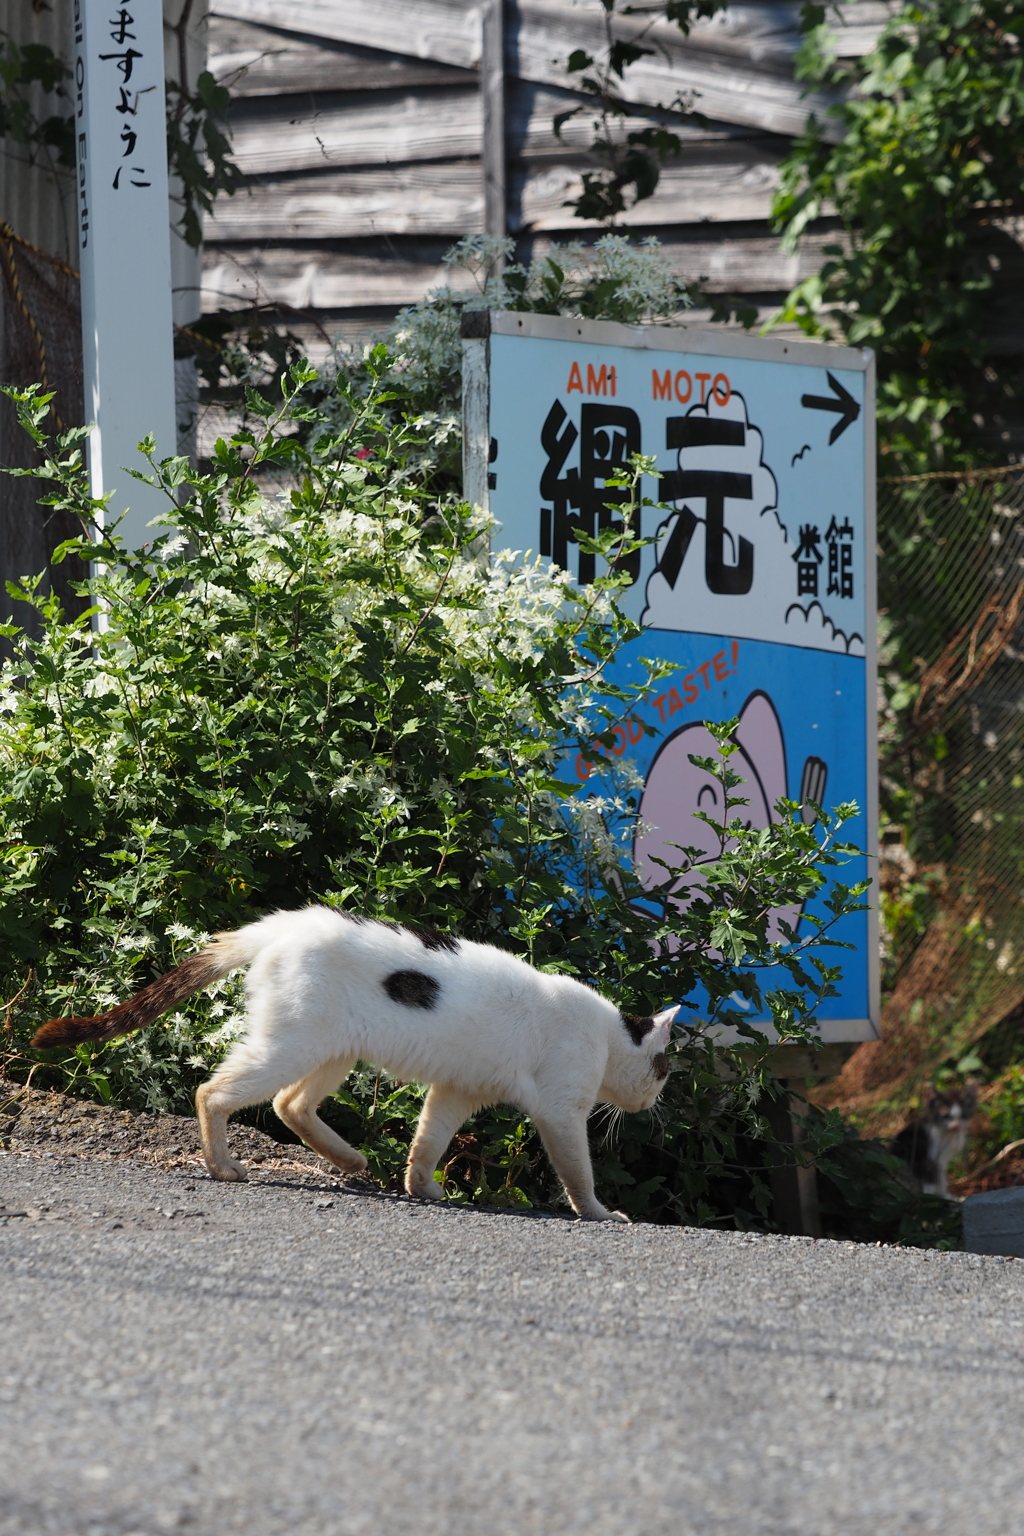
[2,1149,1023,1536]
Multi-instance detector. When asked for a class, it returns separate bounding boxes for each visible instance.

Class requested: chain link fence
[0,222,88,639]
[826,464,1024,1131]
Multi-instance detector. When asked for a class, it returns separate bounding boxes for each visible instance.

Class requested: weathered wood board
[202,228,838,311]
[202,2,892,329]
[211,0,891,135]
[202,245,480,310]
[515,138,789,230]
[207,136,789,239]
[226,88,482,176]
[205,162,486,239]
[209,17,475,95]
[224,80,760,178]
[212,0,483,71]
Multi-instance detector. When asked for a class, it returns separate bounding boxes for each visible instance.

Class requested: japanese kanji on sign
[463,312,878,1044]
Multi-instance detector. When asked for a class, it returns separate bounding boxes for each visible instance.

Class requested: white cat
[33,906,677,1222]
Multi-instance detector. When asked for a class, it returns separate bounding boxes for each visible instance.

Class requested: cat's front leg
[534,1110,630,1223]
[406,1083,478,1202]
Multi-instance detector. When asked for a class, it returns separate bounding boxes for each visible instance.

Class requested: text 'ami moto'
[563,363,733,406]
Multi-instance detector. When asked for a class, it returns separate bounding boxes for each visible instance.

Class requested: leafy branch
[0,28,75,170]
[0,18,243,252]
[164,0,244,252]
[556,0,726,224]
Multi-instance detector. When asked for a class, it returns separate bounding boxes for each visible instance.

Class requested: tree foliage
[772,0,1024,472]
[0,366,877,1231]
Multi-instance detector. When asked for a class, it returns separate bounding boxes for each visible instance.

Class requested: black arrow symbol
[801,371,861,444]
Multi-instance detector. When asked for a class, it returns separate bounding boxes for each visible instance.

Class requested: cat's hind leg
[196,1040,330,1183]
[406,1083,478,1201]
[195,1066,263,1182]
[534,1109,629,1223]
[273,1058,367,1176]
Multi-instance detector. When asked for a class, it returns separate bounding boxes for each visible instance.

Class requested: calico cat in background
[892,1083,979,1197]
[32,906,678,1223]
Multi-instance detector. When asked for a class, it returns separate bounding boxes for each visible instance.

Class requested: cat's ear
[653,1005,679,1038]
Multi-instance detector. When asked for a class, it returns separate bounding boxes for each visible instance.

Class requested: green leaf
[243,385,275,418]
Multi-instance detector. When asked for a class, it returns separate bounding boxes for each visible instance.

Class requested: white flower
[274,816,310,843]
[116,932,153,952]
[159,533,188,560]
[204,1013,247,1044]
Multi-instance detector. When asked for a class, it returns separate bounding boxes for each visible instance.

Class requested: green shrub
[813,1120,963,1249]
[1,363,873,1227]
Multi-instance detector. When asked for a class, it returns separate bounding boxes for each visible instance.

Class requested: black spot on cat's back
[622,1013,655,1047]
[384,970,440,1009]
[407,925,459,953]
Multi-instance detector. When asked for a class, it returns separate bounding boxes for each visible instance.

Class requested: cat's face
[923,1082,978,1130]
[606,1006,678,1111]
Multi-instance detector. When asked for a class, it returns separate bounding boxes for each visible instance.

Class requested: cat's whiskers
[592,1092,667,1148]
[591,1101,627,1147]
[590,1101,618,1136]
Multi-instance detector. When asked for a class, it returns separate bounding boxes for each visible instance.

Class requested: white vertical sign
[74,0,177,549]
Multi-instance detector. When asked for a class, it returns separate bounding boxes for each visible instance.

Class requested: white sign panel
[466,312,878,1043]
[75,0,177,548]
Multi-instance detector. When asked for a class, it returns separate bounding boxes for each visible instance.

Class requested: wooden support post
[460,310,491,515]
[761,1045,847,1237]
[480,0,506,244]
[164,0,210,462]
[764,1078,821,1238]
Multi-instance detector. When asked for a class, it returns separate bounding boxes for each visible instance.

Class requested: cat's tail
[30,928,262,1050]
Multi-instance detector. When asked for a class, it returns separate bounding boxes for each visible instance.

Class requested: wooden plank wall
[202,1,894,348]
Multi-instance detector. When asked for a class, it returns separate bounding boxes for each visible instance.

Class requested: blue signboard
[464,312,878,1042]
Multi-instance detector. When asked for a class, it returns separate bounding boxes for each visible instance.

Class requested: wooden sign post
[74,0,177,549]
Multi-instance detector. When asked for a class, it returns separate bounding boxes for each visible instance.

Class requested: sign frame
[462,309,879,1045]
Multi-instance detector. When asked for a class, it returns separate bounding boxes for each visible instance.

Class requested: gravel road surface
[3,1147,1023,1536]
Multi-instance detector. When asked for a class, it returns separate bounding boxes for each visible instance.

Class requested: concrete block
[962,1185,1024,1256]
